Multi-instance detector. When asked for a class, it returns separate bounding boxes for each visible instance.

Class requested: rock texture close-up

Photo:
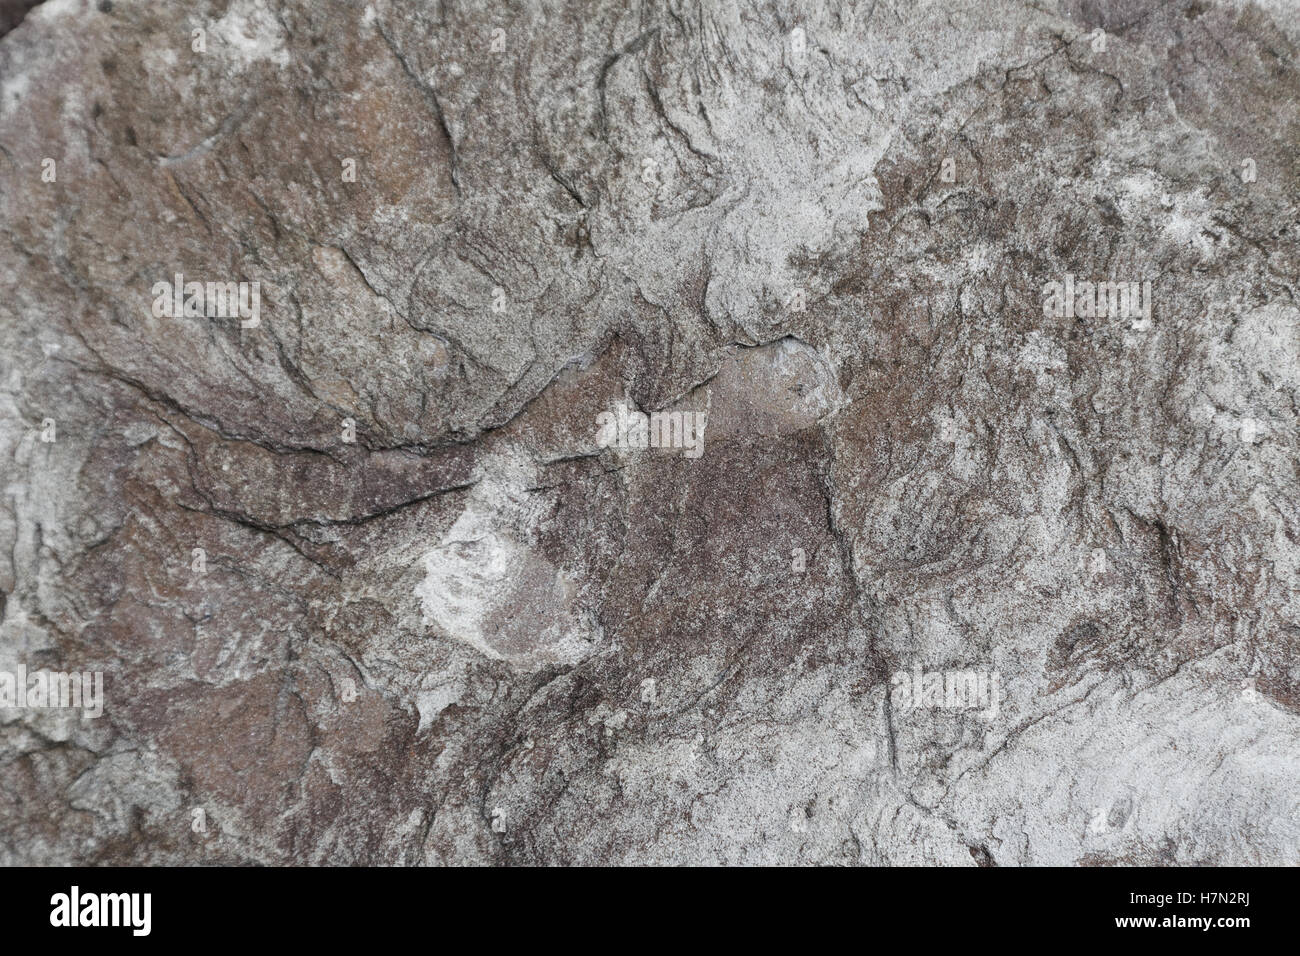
[2,0,1299,865]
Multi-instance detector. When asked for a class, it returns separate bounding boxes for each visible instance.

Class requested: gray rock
[1,0,1298,865]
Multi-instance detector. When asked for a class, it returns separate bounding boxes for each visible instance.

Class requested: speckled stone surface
[2,0,1299,865]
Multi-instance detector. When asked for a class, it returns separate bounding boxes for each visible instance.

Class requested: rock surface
[2,0,1299,865]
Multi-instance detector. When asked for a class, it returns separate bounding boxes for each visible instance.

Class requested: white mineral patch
[416,449,598,669]
[210,0,291,70]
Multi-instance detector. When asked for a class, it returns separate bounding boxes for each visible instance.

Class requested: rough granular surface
[2,0,1299,865]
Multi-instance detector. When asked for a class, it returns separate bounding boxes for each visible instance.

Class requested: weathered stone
[1,0,1299,865]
